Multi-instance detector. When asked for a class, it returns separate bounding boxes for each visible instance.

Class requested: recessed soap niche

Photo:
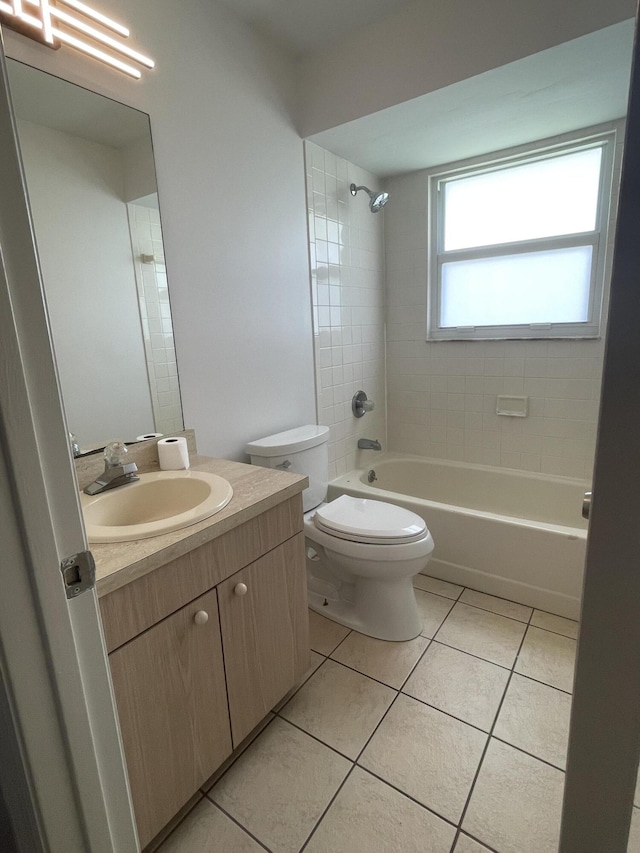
[496,396,529,417]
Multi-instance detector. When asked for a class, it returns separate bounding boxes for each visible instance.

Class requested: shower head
[350,183,389,213]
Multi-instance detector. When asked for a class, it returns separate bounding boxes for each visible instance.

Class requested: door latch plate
[60,550,96,599]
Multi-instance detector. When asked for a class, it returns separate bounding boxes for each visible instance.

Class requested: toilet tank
[245,425,329,512]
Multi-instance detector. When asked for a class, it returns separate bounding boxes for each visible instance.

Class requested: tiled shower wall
[384,125,624,480]
[305,142,386,479]
[128,202,183,436]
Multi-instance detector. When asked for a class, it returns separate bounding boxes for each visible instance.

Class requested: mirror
[6,59,183,454]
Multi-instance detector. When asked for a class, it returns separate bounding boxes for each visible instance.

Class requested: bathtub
[328,453,589,620]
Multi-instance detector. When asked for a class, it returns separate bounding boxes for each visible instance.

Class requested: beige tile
[360,693,487,823]
[280,659,395,759]
[463,739,564,853]
[403,641,509,731]
[330,631,429,689]
[515,625,576,692]
[413,574,463,600]
[272,651,325,712]
[158,799,262,852]
[308,610,350,655]
[531,609,579,639]
[460,589,532,623]
[414,589,455,638]
[628,807,640,852]
[454,835,492,853]
[494,673,572,769]
[146,794,204,852]
[436,602,527,668]
[204,714,275,791]
[305,767,456,853]
[210,717,350,853]
[307,650,326,677]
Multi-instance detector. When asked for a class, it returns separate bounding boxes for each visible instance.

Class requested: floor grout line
[272,711,365,764]
[324,644,431,692]
[454,828,501,853]
[202,797,273,852]
[450,603,536,849]
[490,734,567,774]
[352,763,461,832]
[422,635,515,672]
[297,764,357,853]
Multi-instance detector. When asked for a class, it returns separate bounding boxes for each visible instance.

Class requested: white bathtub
[328,453,589,619]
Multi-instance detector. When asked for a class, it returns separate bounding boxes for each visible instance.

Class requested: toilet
[246,425,434,642]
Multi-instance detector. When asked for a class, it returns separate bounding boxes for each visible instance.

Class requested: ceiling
[220,0,634,179]
[216,0,417,55]
[309,21,634,178]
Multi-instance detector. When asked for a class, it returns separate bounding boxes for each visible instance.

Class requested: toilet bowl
[246,425,435,642]
[304,496,434,641]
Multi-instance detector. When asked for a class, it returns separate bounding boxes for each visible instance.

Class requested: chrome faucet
[83,441,139,495]
[358,438,382,451]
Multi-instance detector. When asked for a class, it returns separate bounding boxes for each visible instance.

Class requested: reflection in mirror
[7,59,183,453]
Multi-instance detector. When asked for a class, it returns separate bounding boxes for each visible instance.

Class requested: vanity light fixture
[0,0,155,79]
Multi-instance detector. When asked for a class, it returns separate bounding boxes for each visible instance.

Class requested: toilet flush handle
[276,460,292,470]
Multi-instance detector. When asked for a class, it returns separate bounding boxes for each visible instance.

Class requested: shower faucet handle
[352,390,375,418]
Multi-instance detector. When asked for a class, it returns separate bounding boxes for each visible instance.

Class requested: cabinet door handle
[194,610,209,625]
[234,582,248,597]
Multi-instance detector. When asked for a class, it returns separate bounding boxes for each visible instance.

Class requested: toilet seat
[314,495,427,545]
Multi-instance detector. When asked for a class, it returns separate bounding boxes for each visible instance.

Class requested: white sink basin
[80,470,233,543]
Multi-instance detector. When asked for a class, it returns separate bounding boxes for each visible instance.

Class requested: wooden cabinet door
[109,588,232,848]
[218,533,309,746]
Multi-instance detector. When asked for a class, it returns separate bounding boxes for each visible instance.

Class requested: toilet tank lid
[245,425,329,457]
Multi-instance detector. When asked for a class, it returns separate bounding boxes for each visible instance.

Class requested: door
[560,11,640,852]
[0,33,137,852]
[109,588,232,848]
[218,534,309,746]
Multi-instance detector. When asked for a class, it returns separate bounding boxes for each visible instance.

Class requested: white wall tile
[306,142,387,473]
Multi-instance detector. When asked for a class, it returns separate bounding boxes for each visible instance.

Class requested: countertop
[93,455,307,597]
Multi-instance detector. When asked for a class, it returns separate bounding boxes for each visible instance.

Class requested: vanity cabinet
[98,494,309,849]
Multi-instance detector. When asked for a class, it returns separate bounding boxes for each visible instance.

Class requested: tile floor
[154,574,640,853]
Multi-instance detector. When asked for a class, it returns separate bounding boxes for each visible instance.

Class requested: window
[428,131,616,340]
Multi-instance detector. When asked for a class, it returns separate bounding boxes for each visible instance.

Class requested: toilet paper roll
[158,436,190,470]
[136,432,163,441]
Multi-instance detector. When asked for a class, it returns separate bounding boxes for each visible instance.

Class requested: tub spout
[358,438,382,451]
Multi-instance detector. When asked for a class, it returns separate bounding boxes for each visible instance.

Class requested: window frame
[427,128,617,341]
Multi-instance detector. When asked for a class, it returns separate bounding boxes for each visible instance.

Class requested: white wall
[5,0,316,461]
[384,125,625,480]
[305,142,386,477]
[17,119,155,449]
[298,0,635,136]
